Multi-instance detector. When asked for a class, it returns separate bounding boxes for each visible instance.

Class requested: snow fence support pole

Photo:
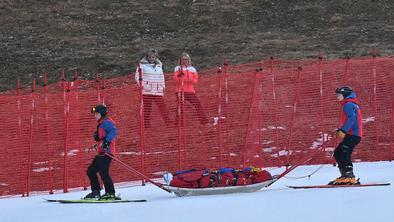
[223,60,230,164]
[390,100,394,161]
[269,56,281,167]
[285,66,302,167]
[177,63,186,170]
[44,73,54,194]
[16,79,24,197]
[95,72,102,103]
[72,70,87,190]
[26,78,36,197]
[371,49,381,161]
[105,153,171,193]
[318,51,326,161]
[258,63,264,167]
[241,68,262,167]
[343,56,350,82]
[216,67,223,168]
[137,64,146,186]
[62,70,70,193]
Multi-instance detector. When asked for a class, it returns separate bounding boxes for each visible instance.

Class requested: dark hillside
[1,0,393,91]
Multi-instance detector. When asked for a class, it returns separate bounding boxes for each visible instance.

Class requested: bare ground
[1,0,393,91]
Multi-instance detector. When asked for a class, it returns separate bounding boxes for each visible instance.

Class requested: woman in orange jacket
[173,52,208,126]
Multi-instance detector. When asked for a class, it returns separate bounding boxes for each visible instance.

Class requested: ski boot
[98,193,121,201]
[329,177,360,185]
[341,167,360,185]
[83,190,101,200]
[328,167,346,185]
[328,167,360,185]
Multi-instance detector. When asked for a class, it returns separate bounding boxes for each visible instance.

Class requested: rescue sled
[163,178,277,197]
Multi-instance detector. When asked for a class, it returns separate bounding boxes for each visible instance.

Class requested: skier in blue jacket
[84,104,119,200]
[329,86,362,185]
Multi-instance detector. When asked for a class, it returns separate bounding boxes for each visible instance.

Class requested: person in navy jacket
[329,86,362,185]
[84,104,119,200]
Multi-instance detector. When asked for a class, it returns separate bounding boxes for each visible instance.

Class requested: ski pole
[105,153,171,193]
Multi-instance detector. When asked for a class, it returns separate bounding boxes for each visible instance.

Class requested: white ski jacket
[135,59,165,96]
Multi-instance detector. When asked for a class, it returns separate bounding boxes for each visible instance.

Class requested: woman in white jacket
[135,48,170,128]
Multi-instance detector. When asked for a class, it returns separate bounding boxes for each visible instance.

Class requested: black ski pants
[334,135,361,170]
[87,154,115,194]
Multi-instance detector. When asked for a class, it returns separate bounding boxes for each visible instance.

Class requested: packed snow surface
[1,161,393,222]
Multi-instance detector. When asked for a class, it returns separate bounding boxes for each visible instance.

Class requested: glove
[93,131,99,141]
[102,141,111,153]
[177,72,184,78]
[335,129,346,139]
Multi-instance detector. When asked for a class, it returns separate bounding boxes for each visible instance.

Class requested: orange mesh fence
[0,56,393,197]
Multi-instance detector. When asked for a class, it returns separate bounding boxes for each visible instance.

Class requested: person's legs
[175,92,184,126]
[341,135,361,177]
[143,95,153,127]
[97,155,115,194]
[85,156,101,198]
[184,93,208,125]
[331,135,361,184]
[333,142,347,177]
[87,156,101,191]
[154,96,171,125]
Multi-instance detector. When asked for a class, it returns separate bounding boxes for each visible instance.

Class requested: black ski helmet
[91,104,107,117]
[335,86,353,98]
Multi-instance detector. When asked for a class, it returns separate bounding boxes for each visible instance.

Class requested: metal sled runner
[162,179,277,197]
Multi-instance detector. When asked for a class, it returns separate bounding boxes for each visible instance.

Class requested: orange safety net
[0,56,393,197]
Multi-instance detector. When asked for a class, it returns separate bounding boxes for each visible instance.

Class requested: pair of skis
[46,191,147,204]
[287,182,390,189]
[46,198,146,204]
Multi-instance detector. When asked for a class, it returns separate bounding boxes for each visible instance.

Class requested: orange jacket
[173,65,198,93]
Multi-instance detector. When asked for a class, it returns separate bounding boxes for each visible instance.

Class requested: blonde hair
[178,52,191,66]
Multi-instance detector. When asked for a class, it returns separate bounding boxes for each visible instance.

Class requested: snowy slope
[1,161,393,222]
